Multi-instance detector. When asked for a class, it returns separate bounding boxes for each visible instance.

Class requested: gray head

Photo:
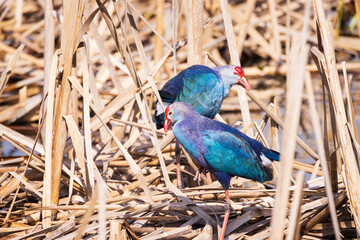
[212,65,250,91]
[164,102,198,132]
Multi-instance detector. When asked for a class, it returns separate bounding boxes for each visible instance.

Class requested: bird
[154,64,250,188]
[154,64,250,129]
[163,102,280,240]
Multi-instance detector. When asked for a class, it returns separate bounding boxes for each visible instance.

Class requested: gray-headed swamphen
[154,64,250,188]
[164,102,280,240]
[154,64,249,128]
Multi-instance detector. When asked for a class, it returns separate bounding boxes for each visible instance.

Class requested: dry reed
[0,0,359,239]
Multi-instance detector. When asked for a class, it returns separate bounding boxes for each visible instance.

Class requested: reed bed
[0,0,360,239]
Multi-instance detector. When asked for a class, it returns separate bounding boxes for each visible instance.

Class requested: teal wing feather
[202,130,273,182]
[176,71,223,118]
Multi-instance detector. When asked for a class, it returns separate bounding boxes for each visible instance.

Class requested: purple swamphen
[164,102,280,240]
[154,64,250,188]
[154,64,250,129]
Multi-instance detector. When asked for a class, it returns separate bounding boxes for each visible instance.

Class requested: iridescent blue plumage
[154,65,249,129]
[164,102,280,190]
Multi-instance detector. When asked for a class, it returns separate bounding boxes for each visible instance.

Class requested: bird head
[234,66,250,91]
[164,106,174,133]
[164,102,197,133]
[213,65,250,91]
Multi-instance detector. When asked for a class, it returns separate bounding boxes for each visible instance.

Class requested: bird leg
[193,166,204,185]
[175,141,183,189]
[219,189,231,240]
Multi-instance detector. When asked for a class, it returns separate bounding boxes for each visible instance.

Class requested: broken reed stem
[271,96,280,151]
[342,61,359,143]
[124,14,215,222]
[219,0,252,136]
[154,0,165,80]
[247,91,319,160]
[355,0,360,37]
[43,0,55,100]
[270,0,311,237]
[0,44,24,98]
[82,49,95,190]
[304,70,341,239]
[271,97,280,182]
[98,183,107,240]
[270,44,309,239]
[172,0,179,74]
[313,0,360,234]
[43,50,60,228]
[286,170,304,240]
[51,0,85,215]
[1,1,359,239]
[237,0,256,57]
[69,74,154,202]
[187,0,203,65]
[267,0,281,63]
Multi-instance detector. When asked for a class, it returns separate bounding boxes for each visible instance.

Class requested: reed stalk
[1,0,359,238]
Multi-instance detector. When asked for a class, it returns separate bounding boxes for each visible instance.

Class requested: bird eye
[169,111,173,115]
[235,66,244,78]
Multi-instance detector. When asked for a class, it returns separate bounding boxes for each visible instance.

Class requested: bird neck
[212,66,234,97]
[222,81,233,97]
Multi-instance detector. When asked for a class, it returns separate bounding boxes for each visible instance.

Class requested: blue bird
[154,64,250,189]
[154,64,250,129]
[164,102,280,240]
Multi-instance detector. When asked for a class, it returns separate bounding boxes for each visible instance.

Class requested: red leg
[175,141,183,189]
[219,189,230,240]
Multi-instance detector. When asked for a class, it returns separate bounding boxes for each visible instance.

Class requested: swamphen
[164,102,280,240]
[154,64,250,129]
[154,64,250,189]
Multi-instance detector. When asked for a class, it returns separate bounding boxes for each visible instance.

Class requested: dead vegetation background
[0,0,360,239]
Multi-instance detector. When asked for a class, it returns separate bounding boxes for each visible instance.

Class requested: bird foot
[224,201,231,212]
[193,167,205,185]
[193,170,202,185]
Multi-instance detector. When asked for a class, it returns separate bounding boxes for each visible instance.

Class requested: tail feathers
[263,149,280,162]
[259,150,279,182]
[263,167,274,182]
[154,101,171,129]
[154,113,165,129]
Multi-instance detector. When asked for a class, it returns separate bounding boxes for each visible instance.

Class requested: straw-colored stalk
[286,171,304,240]
[270,0,311,237]
[187,0,203,65]
[355,0,360,37]
[219,0,252,136]
[304,69,341,239]
[247,91,319,160]
[236,0,256,57]
[0,41,43,67]
[42,50,59,228]
[82,49,95,190]
[15,0,23,27]
[67,74,153,202]
[42,0,55,144]
[270,45,308,239]
[172,0,179,74]
[342,61,359,143]
[154,0,164,80]
[43,0,54,96]
[313,0,360,234]
[0,44,24,97]
[267,0,281,63]
[51,0,85,215]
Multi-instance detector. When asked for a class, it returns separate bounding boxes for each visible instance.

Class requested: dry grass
[0,0,360,239]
